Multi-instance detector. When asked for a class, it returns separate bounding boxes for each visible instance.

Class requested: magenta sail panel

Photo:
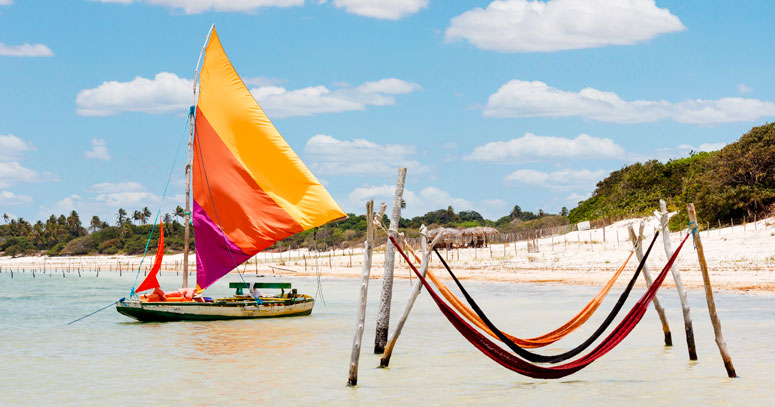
[193,199,253,289]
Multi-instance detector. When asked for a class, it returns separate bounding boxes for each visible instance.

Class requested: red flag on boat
[136,221,164,292]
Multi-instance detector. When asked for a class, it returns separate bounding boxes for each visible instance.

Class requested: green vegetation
[0,207,191,257]
[3,123,773,256]
[569,123,775,229]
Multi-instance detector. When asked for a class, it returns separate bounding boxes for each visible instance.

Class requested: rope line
[67,298,126,325]
[129,114,190,298]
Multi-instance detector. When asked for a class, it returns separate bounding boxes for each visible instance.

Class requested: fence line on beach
[2,214,774,274]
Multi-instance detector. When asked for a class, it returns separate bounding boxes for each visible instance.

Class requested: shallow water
[1,269,773,406]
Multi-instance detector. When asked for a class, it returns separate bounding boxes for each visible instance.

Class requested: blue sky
[1,0,774,224]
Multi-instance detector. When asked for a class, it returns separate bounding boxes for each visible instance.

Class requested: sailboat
[116,26,346,322]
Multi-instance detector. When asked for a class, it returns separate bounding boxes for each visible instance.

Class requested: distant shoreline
[2,216,774,293]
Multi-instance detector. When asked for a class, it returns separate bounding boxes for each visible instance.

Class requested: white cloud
[304,134,429,176]
[76,74,419,118]
[446,0,685,53]
[651,142,728,162]
[333,0,429,20]
[88,181,146,193]
[76,72,193,116]
[251,78,421,118]
[346,184,505,219]
[0,161,45,188]
[484,80,775,124]
[504,168,607,190]
[39,182,183,221]
[84,138,111,161]
[0,1,13,6]
[678,143,727,153]
[566,192,590,203]
[86,182,160,208]
[0,190,33,206]
[0,42,53,57]
[92,0,302,14]
[465,133,624,162]
[0,134,35,161]
[737,84,753,94]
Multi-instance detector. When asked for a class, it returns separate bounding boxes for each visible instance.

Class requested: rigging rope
[387,233,690,379]
[67,298,126,325]
[129,114,190,298]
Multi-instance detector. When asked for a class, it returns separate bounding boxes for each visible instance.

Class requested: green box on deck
[229,282,292,296]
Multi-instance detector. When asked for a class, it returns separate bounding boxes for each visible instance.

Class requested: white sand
[2,215,774,292]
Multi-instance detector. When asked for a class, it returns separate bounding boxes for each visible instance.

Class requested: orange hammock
[403,241,633,348]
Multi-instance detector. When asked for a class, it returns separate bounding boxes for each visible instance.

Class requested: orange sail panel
[136,222,164,292]
[193,28,346,289]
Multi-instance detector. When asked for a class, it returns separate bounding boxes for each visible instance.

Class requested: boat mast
[182,105,193,288]
[183,24,215,289]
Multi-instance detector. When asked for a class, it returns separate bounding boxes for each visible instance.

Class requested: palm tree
[141,207,152,225]
[89,216,103,232]
[67,210,83,237]
[132,210,142,225]
[116,208,127,226]
[2,213,9,224]
[174,205,185,222]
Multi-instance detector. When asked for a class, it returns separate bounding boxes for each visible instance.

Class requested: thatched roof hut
[462,226,500,247]
[427,227,462,248]
[462,226,500,238]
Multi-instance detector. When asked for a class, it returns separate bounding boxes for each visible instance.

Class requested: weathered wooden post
[628,223,672,346]
[656,200,697,359]
[687,203,737,377]
[380,227,442,367]
[348,200,375,386]
[375,167,407,354]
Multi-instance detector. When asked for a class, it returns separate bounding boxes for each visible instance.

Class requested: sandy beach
[2,215,774,292]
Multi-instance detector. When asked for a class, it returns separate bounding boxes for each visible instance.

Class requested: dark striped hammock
[433,232,659,363]
[388,232,690,379]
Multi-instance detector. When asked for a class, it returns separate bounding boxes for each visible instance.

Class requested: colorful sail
[193,28,346,289]
[136,222,165,292]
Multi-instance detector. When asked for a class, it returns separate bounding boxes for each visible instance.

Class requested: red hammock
[389,233,690,379]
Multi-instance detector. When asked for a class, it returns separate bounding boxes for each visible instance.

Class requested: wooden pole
[348,200,375,386]
[380,229,442,367]
[687,203,737,377]
[375,167,407,354]
[628,223,672,346]
[657,200,697,360]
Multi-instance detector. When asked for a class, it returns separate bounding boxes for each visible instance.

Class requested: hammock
[434,232,658,363]
[426,249,634,348]
[389,233,690,379]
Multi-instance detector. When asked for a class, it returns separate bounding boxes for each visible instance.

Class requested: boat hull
[116,298,314,322]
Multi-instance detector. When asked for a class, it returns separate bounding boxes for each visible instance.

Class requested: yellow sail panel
[197,29,346,229]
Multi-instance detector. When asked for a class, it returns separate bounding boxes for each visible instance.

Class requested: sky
[1,0,774,224]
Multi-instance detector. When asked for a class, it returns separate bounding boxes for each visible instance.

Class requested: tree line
[1,204,565,257]
[0,206,192,257]
[569,123,775,229]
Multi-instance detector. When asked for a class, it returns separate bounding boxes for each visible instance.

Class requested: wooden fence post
[380,228,442,367]
[375,167,407,353]
[687,203,737,377]
[348,200,375,386]
[657,200,697,360]
[628,223,672,346]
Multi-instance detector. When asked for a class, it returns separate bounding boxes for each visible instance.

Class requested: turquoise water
[1,268,773,406]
